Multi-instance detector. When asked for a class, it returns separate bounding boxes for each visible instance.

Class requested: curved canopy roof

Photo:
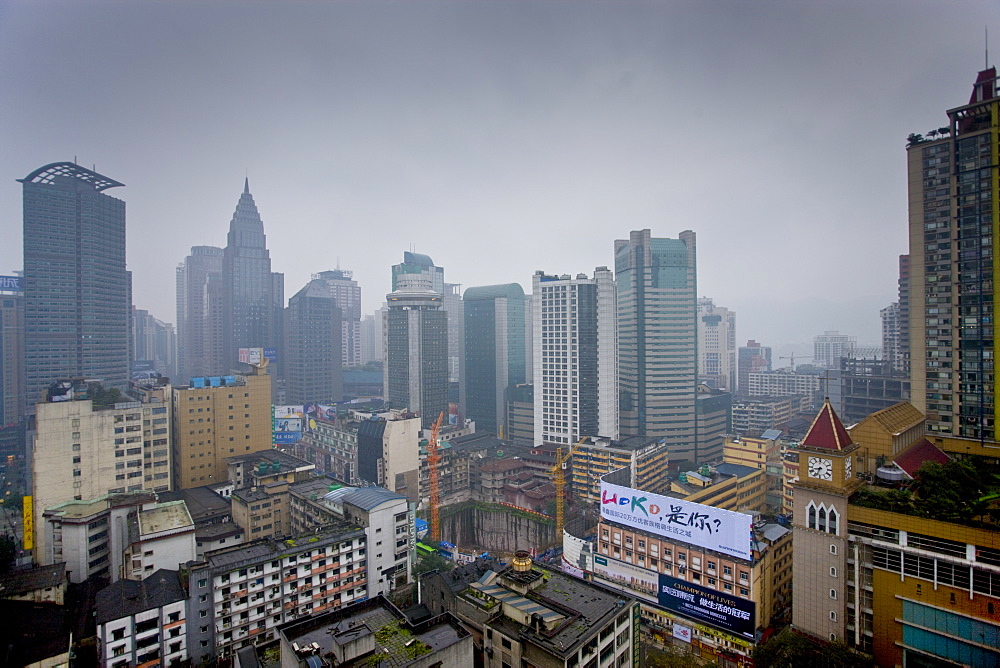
[464,283,525,301]
[19,162,124,192]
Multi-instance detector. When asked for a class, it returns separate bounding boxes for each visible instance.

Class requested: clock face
[808,456,833,481]
[845,456,852,479]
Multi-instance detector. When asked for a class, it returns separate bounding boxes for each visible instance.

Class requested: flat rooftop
[138,501,194,535]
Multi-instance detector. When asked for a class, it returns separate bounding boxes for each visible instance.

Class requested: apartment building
[185,526,368,663]
[569,435,671,502]
[96,569,188,668]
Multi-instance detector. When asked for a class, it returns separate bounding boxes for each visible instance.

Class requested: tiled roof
[859,402,925,436]
[801,400,852,450]
[894,438,950,478]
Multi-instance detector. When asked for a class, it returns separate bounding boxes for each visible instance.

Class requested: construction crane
[778,352,799,370]
[551,437,588,539]
[427,412,445,543]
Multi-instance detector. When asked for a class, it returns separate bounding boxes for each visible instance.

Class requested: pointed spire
[244,176,250,195]
[801,399,853,451]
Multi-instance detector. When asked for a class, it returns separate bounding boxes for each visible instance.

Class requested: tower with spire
[222,178,284,376]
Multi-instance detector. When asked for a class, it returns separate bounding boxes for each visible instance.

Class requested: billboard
[275,417,302,433]
[273,432,300,445]
[600,480,753,561]
[592,554,658,601]
[0,276,22,293]
[239,347,278,364]
[22,495,33,550]
[657,573,755,639]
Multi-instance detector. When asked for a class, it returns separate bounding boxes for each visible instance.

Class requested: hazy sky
[1,1,996,359]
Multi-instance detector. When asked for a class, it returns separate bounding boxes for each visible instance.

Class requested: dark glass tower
[461,283,525,435]
[222,179,283,373]
[385,275,448,428]
[20,163,130,410]
[285,279,343,404]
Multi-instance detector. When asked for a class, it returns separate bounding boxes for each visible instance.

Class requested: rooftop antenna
[73,155,77,165]
[987,26,990,69]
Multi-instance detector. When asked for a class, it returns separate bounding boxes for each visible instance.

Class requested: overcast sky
[1,1,996,359]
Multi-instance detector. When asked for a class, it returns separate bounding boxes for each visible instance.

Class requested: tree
[910,456,999,524]
[413,549,454,576]
[752,628,873,668]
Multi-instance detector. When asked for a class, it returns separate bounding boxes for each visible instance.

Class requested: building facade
[907,68,999,440]
[462,283,526,436]
[96,569,188,668]
[132,308,177,379]
[697,298,737,392]
[170,365,272,489]
[314,270,362,368]
[737,340,772,398]
[384,275,448,428]
[532,267,618,445]
[21,163,131,410]
[615,230,698,460]
[812,331,856,369]
[0,279,24,427]
[285,279,343,404]
[222,179,283,374]
[176,245,225,379]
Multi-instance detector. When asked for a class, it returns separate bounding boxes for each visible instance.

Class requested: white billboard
[599,480,753,561]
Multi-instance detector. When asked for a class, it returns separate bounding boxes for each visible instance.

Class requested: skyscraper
[907,67,999,440]
[813,331,856,368]
[285,279,343,404]
[176,246,224,379]
[222,179,283,374]
[390,253,461,382]
[0,275,24,426]
[132,308,177,378]
[615,229,697,459]
[20,163,131,409]
[532,268,617,445]
[738,339,772,396]
[462,283,526,435]
[314,269,362,367]
[697,297,737,391]
[384,274,448,428]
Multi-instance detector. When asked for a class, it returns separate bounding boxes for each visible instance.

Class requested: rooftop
[158,486,231,523]
[227,448,314,471]
[278,595,469,667]
[95,569,186,625]
[137,501,194,536]
[323,486,407,511]
[893,438,950,479]
[853,401,925,436]
[195,525,364,573]
[42,491,156,520]
[800,400,853,451]
[0,563,66,598]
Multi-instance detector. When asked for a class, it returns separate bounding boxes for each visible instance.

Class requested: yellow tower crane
[427,412,445,543]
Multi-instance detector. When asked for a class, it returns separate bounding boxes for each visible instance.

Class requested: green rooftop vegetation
[850,456,1000,527]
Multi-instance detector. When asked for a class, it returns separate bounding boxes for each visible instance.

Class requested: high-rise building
[391,251,444,293]
[384,275,448,428]
[813,331,856,368]
[697,297,737,391]
[170,364,272,489]
[314,269,362,367]
[285,279,343,404]
[532,267,617,445]
[462,283,526,436]
[897,254,910,375]
[390,253,461,382]
[880,302,902,374]
[176,246,224,379]
[907,67,999,439]
[0,275,24,426]
[31,378,173,562]
[738,340,772,396]
[615,229,697,458]
[20,163,131,409]
[132,309,176,379]
[222,179,283,374]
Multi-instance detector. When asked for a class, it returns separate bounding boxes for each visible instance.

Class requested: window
[830,544,838,555]
[829,611,837,621]
[830,589,838,600]
[830,567,838,578]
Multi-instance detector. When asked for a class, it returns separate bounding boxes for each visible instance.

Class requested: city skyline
[1,2,996,352]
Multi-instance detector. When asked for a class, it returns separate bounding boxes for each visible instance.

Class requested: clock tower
[791,399,862,644]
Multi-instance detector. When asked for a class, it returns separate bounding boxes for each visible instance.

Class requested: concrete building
[31,380,172,560]
[20,163,131,411]
[670,462,767,515]
[747,369,822,404]
[0,277,24,426]
[880,302,902,376]
[505,383,534,446]
[461,283,526,436]
[0,563,67,605]
[696,384,731,464]
[122,500,197,581]
[832,357,910,425]
[731,396,800,436]
[417,431,507,506]
[223,179,284,375]
[737,340,772,398]
[132,308,177,379]
[907,68,999,440]
[697,298,737,392]
[170,364,272,490]
[724,430,784,512]
[896,254,910,375]
[419,555,640,668]
[228,450,316,540]
[812,331,856,369]
[384,274,448,429]
[313,269,362,368]
[185,526,368,663]
[284,278,343,404]
[96,569,188,668]
[274,595,473,668]
[569,435,672,501]
[532,267,617,445]
[176,245,225,379]
[616,230,698,460]
[359,313,380,365]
